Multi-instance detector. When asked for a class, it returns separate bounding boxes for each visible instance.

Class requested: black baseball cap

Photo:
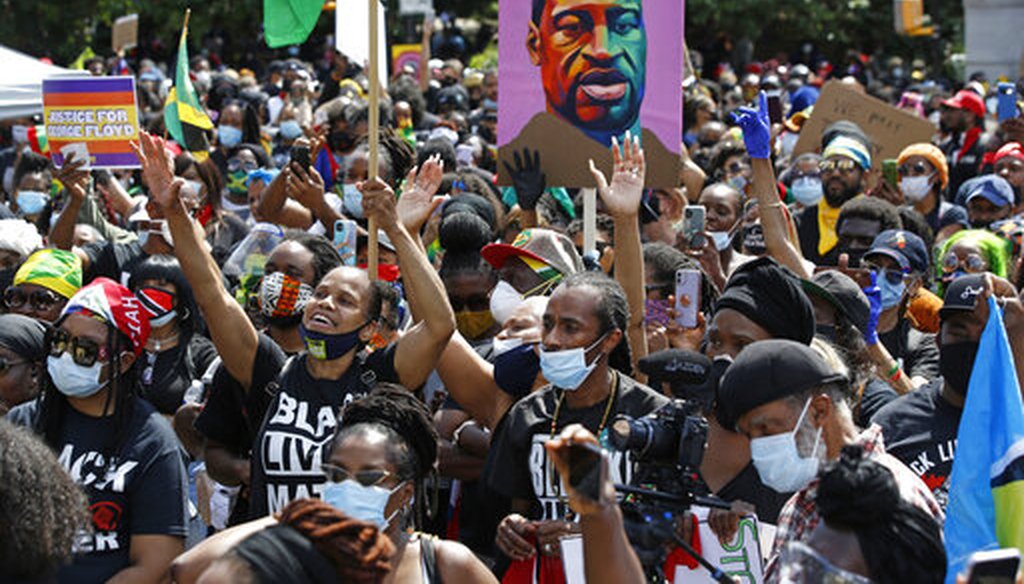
[716,339,847,432]
[801,270,870,333]
[940,274,987,320]
[864,229,929,274]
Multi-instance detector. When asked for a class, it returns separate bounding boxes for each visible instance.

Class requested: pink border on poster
[497,0,683,154]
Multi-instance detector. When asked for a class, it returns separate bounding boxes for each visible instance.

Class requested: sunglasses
[726,161,750,175]
[227,159,259,173]
[320,463,396,487]
[0,356,27,374]
[818,159,858,174]
[861,262,907,286]
[4,286,61,312]
[897,162,931,177]
[942,253,987,274]
[48,328,110,367]
[449,293,491,313]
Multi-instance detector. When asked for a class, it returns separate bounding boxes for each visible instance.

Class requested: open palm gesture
[131,132,177,208]
[396,154,446,233]
[588,130,645,218]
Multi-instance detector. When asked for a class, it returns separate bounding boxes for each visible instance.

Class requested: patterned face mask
[258,272,314,320]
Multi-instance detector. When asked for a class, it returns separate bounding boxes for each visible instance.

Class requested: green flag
[163,15,213,160]
[264,0,324,48]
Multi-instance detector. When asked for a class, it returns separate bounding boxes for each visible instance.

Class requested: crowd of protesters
[2,13,1024,584]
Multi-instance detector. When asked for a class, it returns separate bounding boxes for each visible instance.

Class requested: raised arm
[436,332,512,430]
[589,133,648,370]
[360,176,456,389]
[133,133,261,389]
[396,154,446,253]
[732,92,811,279]
[48,153,90,251]
[255,166,315,229]
[503,149,546,231]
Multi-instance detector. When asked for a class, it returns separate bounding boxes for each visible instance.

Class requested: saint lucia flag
[944,296,1024,582]
[163,16,213,161]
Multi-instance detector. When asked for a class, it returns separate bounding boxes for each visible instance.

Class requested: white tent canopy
[0,44,88,120]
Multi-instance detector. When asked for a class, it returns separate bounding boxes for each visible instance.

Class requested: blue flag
[944,297,1024,582]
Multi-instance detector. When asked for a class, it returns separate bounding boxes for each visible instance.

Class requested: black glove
[503,148,545,211]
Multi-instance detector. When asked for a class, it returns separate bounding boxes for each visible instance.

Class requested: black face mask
[328,130,355,153]
[815,324,837,342]
[742,224,766,256]
[493,344,541,399]
[940,340,980,396]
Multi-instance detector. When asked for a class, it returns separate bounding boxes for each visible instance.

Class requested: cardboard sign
[497,0,683,188]
[672,508,766,584]
[793,81,935,163]
[392,44,422,77]
[43,76,140,169]
[112,13,139,53]
[560,534,586,584]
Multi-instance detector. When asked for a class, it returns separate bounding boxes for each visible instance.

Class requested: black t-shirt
[82,240,148,286]
[487,374,669,520]
[138,335,217,415]
[248,344,399,517]
[792,205,839,267]
[712,462,791,525]
[872,378,961,507]
[194,333,288,455]
[879,318,940,382]
[856,377,899,428]
[7,398,188,583]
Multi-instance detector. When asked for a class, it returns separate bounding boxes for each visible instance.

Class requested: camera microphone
[638,349,711,387]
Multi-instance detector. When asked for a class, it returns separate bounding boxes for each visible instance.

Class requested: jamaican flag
[164,15,213,161]
[944,295,1024,582]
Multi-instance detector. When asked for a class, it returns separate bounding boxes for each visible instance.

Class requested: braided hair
[335,384,439,529]
[277,499,394,584]
[816,445,945,584]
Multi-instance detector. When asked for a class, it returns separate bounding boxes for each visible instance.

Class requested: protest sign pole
[582,188,597,255]
[367,0,381,281]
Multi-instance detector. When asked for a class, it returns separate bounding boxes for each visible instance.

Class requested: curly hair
[0,419,89,581]
[276,499,394,584]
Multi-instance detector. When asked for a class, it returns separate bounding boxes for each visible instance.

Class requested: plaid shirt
[763,424,944,583]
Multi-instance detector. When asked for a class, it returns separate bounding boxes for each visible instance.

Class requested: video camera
[607,349,733,583]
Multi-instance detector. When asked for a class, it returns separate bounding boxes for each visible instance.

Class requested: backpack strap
[418,532,444,584]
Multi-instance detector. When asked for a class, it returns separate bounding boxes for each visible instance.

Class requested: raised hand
[131,132,178,209]
[589,130,645,218]
[862,270,882,345]
[503,148,545,211]
[358,177,400,232]
[286,162,326,210]
[53,152,90,193]
[396,154,446,233]
[730,91,772,159]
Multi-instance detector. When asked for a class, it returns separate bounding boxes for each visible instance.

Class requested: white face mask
[749,397,823,493]
[492,336,524,357]
[899,174,934,203]
[489,280,524,326]
[709,230,733,251]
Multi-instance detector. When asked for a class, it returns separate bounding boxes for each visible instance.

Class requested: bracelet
[885,361,900,378]
[888,367,903,383]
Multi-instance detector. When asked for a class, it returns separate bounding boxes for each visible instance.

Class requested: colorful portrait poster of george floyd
[498,0,683,188]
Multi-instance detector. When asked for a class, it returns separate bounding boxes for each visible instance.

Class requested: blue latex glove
[729,91,772,159]
[862,270,882,345]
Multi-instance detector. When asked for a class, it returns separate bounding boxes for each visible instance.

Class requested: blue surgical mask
[218,124,243,147]
[342,184,364,218]
[482,98,498,110]
[538,334,607,391]
[279,120,303,140]
[749,397,822,492]
[878,274,906,310]
[790,177,823,206]
[728,174,748,192]
[493,343,541,398]
[323,479,405,529]
[710,230,733,251]
[47,353,107,398]
[16,190,49,216]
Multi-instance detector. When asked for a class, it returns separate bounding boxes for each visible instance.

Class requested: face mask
[709,230,733,251]
[492,336,524,357]
[218,124,242,147]
[150,220,174,248]
[489,280,524,326]
[185,179,205,199]
[16,190,48,216]
[300,321,367,360]
[493,343,541,398]
[47,352,108,398]
[342,184,364,218]
[749,397,823,493]
[742,224,766,256]
[728,174,748,192]
[539,334,607,391]
[899,174,934,203]
[137,286,179,328]
[940,340,979,396]
[455,309,496,340]
[328,130,355,152]
[279,120,303,140]
[323,479,406,529]
[482,98,498,110]
[260,272,314,322]
[877,275,906,310]
[226,170,249,195]
[814,324,836,342]
[790,177,823,206]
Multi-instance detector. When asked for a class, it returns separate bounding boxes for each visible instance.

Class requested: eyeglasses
[320,463,396,487]
[818,159,858,174]
[227,158,258,173]
[790,170,822,181]
[942,252,987,274]
[726,161,751,175]
[861,262,907,286]
[4,286,62,312]
[898,161,931,177]
[0,356,26,374]
[48,328,109,367]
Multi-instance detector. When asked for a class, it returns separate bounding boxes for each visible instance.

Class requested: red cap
[995,142,1024,163]
[942,90,986,119]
